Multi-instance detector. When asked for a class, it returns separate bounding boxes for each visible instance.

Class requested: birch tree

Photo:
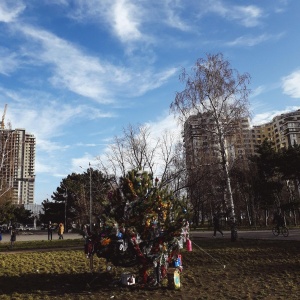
[170,53,251,234]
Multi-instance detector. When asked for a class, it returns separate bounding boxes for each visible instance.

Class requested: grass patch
[0,238,83,252]
[0,238,300,299]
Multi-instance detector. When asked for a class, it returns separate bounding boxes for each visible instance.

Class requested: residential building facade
[0,128,36,204]
[183,113,251,171]
[251,109,300,151]
[184,109,300,170]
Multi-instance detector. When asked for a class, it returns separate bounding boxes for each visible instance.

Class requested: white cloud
[282,70,300,98]
[251,106,300,126]
[226,34,283,47]
[134,67,178,96]
[71,154,99,174]
[234,5,262,27]
[251,86,266,98]
[13,24,176,101]
[111,0,142,42]
[202,0,263,28]
[1,87,112,146]
[163,0,191,32]
[146,112,180,139]
[0,1,25,23]
[18,25,118,103]
[66,0,144,44]
[35,159,55,173]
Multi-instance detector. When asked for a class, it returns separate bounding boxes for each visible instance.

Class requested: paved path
[1,229,299,243]
[190,228,300,240]
[0,231,83,243]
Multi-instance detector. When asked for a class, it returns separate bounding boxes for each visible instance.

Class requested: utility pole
[63,186,67,231]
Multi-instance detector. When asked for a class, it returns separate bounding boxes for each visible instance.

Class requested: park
[1,228,300,299]
[1,24,300,300]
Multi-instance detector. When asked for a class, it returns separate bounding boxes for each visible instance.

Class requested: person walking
[58,222,64,239]
[10,226,17,248]
[213,213,224,237]
[48,221,53,240]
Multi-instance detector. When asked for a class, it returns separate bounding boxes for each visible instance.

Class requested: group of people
[47,221,65,240]
[0,222,65,248]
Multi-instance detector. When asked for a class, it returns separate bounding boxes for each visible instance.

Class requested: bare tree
[97,124,187,197]
[171,53,251,238]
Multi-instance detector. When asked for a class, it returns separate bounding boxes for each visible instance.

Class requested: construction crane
[1,104,7,129]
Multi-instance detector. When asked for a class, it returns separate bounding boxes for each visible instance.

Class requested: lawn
[0,237,300,299]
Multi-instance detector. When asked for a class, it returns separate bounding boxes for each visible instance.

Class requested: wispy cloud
[0,47,19,75]
[226,33,284,47]
[13,24,174,102]
[163,0,191,32]
[251,85,267,98]
[282,70,300,98]
[201,0,263,28]
[0,1,25,23]
[1,87,112,143]
[133,67,178,96]
[18,25,119,103]
[233,5,263,27]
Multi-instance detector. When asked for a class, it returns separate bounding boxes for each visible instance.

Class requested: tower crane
[1,104,7,129]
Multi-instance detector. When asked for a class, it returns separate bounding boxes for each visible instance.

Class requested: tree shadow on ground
[0,272,121,295]
[0,271,173,298]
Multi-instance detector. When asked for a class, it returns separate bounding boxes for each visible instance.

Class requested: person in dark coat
[213,214,224,237]
[48,221,53,240]
[273,212,285,231]
[10,226,16,248]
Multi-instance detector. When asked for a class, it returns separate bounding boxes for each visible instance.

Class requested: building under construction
[0,105,36,204]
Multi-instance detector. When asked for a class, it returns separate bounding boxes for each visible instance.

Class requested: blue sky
[1,0,300,204]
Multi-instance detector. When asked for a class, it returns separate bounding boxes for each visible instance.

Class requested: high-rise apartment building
[183,113,251,171]
[251,109,300,151]
[184,109,300,170]
[0,128,36,204]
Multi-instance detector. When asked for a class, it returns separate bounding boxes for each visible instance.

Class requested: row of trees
[189,140,300,228]
[0,194,34,228]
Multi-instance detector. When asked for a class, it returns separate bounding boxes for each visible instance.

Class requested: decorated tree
[84,169,188,286]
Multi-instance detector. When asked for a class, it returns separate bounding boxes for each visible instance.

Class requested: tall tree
[277,144,300,224]
[41,170,111,228]
[250,140,283,225]
[171,53,251,239]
